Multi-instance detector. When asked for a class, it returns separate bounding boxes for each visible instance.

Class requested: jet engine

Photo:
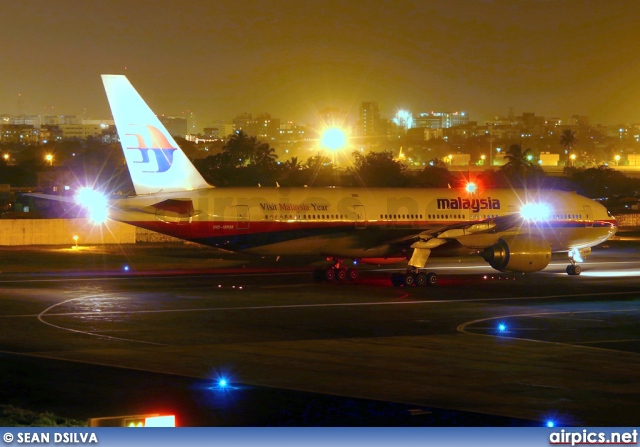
[481,234,551,273]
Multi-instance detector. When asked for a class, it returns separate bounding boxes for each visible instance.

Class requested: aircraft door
[354,205,366,229]
[583,205,593,227]
[236,205,250,230]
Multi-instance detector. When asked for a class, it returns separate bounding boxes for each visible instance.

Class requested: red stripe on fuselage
[124,219,618,240]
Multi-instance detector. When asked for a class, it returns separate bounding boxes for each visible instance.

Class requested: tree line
[2,131,639,214]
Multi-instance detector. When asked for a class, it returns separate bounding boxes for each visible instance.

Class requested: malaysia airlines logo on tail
[126,125,178,173]
[102,74,210,194]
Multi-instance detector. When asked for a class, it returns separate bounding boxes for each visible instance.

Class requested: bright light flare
[75,187,109,224]
[546,420,555,428]
[520,202,552,221]
[498,323,507,333]
[321,128,347,151]
[465,182,477,193]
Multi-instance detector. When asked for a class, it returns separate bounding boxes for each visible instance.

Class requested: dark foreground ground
[0,353,537,427]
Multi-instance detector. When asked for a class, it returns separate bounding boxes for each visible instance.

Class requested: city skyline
[2,1,640,126]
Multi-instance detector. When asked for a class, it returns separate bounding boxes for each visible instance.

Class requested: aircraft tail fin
[101,75,211,195]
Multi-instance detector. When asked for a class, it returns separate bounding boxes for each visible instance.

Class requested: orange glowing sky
[1,0,639,126]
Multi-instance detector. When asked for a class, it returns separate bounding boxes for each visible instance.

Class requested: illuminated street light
[73,235,79,248]
[321,127,347,164]
[45,154,53,165]
[2,154,8,161]
[615,154,621,166]
[570,153,576,167]
[321,127,347,151]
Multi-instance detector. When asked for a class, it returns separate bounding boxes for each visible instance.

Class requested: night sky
[2,0,639,126]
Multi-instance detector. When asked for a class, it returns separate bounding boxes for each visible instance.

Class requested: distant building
[203,122,234,140]
[233,113,258,137]
[446,153,470,166]
[415,113,443,129]
[59,121,113,140]
[278,121,306,143]
[406,127,444,141]
[159,116,188,137]
[414,112,468,129]
[8,115,39,126]
[0,124,38,144]
[539,152,560,166]
[36,166,77,193]
[359,102,381,137]
[569,115,590,127]
[256,113,280,141]
[628,154,640,166]
[59,115,80,125]
[39,125,63,143]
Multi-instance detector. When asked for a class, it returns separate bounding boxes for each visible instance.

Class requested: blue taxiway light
[123,265,130,272]
[546,420,555,428]
[498,323,507,333]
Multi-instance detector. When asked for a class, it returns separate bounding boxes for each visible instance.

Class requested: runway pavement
[0,240,639,426]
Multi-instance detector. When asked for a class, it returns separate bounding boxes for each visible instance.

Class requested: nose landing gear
[566,261,582,276]
[566,248,585,276]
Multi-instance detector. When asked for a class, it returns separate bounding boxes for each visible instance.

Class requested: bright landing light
[520,202,552,221]
[75,187,109,224]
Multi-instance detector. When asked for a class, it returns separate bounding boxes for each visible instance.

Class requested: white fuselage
[107,187,617,259]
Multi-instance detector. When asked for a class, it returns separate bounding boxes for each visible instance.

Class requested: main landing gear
[313,259,359,282]
[391,267,438,287]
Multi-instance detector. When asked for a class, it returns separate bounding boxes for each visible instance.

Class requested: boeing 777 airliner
[34,75,619,286]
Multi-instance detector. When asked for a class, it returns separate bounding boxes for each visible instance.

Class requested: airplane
[33,75,619,286]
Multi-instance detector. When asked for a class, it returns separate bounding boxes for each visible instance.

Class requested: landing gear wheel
[347,267,359,281]
[336,267,348,281]
[325,268,336,281]
[566,265,582,276]
[426,272,438,286]
[403,273,415,286]
[415,271,428,287]
[391,273,404,287]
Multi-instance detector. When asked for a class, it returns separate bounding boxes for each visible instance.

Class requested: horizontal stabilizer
[25,193,77,204]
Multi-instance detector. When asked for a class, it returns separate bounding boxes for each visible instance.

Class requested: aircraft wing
[380,213,527,268]
[390,213,524,247]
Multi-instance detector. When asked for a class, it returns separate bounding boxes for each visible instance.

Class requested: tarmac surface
[0,238,639,427]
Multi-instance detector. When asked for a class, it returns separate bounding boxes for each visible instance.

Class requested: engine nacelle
[481,234,551,273]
